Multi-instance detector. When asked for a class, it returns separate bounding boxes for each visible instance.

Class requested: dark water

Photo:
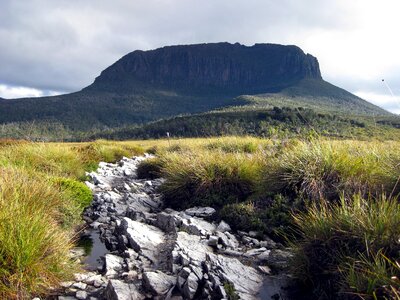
[77,230,108,271]
[258,276,310,300]
[258,276,286,299]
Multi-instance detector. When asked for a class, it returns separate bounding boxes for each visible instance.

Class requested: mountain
[87,42,321,95]
[0,42,391,135]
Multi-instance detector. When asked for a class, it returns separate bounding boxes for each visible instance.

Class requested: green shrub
[219,202,265,232]
[224,282,240,300]
[291,194,400,298]
[53,177,93,208]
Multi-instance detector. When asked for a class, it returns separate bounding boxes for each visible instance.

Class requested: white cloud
[1,0,400,111]
[354,91,400,114]
[0,84,61,99]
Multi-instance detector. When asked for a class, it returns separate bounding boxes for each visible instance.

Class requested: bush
[291,194,400,298]
[53,177,93,208]
[219,202,265,232]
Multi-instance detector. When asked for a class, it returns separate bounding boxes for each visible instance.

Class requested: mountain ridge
[0,42,393,137]
[86,42,322,95]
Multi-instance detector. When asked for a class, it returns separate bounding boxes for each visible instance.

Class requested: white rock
[76,290,87,300]
[206,253,263,299]
[104,280,145,300]
[216,220,231,232]
[183,272,199,299]
[174,232,213,266]
[104,254,124,278]
[185,207,216,218]
[72,281,87,290]
[120,217,165,263]
[142,271,176,295]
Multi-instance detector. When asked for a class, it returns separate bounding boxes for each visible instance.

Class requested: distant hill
[0,42,392,137]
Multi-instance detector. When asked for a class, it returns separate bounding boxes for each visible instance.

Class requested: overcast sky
[1,0,400,113]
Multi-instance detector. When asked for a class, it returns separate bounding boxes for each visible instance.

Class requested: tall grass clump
[262,140,395,201]
[0,168,77,299]
[136,158,165,179]
[204,136,264,153]
[291,194,400,299]
[160,150,262,209]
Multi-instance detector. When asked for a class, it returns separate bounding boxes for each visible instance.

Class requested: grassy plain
[0,136,399,298]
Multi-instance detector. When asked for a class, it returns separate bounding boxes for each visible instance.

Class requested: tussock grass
[0,140,144,298]
[1,136,399,298]
[136,158,164,179]
[262,140,399,201]
[160,150,263,208]
[0,168,77,299]
[291,195,400,298]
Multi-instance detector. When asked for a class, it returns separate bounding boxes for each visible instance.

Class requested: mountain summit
[87,43,321,95]
[0,43,390,133]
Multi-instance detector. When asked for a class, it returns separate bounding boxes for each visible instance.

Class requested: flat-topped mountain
[0,43,391,136]
[87,43,321,95]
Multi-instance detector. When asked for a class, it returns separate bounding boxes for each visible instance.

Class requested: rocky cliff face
[89,43,322,95]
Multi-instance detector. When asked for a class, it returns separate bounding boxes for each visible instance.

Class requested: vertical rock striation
[89,42,322,95]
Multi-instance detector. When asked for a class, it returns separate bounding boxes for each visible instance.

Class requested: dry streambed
[54,155,293,300]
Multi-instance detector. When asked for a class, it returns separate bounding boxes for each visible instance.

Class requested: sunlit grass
[0,140,144,299]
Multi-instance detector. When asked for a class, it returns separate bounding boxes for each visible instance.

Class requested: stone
[244,247,268,257]
[185,207,216,218]
[206,253,263,299]
[258,265,272,275]
[120,217,165,263]
[76,290,87,300]
[74,273,89,282]
[207,235,219,247]
[216,231,239,249]
[180,217,216,236]
[58,297,77,300]
[216,220,231,232]
[182,272,199,299]
[142,271,176,295]
[60,281,74,288]
[156,212,177,232]
[262,249,293,270]
[103,254,124,278]
[72,282,87,290]
[104,280,145,300]
[174,232,213,266]
[84,274,102,285]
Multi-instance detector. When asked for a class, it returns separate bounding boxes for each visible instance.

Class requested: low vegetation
[1,136,400,299]
[0,140,144,299]
[135,136,400,298]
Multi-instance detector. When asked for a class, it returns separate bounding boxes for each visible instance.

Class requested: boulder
[185,207,216,218]
[262,249,293,270]
[182,272,199,299]
[104,280,145,300]
[142,271,176,296]
[216,220,231,232]
[120,217,165,263]
[206,253,263,299]
[174,232,213,267]
[103,254,124,278]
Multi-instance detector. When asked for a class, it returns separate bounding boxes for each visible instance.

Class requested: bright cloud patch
[354,91,400,114]
[0,84,61,99]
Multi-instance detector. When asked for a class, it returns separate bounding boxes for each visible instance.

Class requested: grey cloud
[0,0,370,94]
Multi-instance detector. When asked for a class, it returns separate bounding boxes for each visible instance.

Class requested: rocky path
[55,155,293,300]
